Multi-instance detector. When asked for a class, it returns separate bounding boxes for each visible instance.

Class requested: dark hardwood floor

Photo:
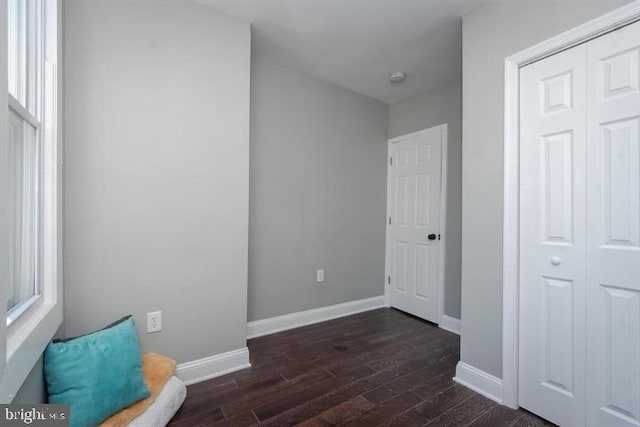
[168,308,554,427]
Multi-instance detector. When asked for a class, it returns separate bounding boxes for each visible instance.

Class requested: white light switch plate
[316,269,325,283]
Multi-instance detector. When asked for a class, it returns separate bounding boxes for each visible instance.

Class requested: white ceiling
[198,1,490,105]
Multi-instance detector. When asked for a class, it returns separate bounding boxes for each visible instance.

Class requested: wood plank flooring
[168,308,555,427]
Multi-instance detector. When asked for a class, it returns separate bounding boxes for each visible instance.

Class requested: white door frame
[502,1,640,409]
[384,123,448,326]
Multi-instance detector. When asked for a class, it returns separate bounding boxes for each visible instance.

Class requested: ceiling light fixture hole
[389,72,406,83]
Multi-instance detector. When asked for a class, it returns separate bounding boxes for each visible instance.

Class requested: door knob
[428,234,437,241]
[550,256,561,266]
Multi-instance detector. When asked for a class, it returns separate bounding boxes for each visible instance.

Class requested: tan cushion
[100,352,177,427]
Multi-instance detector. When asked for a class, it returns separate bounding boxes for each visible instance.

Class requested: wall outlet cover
[146,311,162,333]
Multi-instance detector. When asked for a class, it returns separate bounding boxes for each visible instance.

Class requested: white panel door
[519,44,587,427]
[520,20,640,427]
[586,21,640,427]
[386,125,444,323]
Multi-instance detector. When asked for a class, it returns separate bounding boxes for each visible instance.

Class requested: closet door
[585,21,640,427]
[519,44,587,427]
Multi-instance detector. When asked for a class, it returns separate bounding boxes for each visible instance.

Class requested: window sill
[0,299,62,402]
[6,295,42,327]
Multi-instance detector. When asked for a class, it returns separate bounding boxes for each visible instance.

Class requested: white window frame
[0,0,61,402]
[6,0,43,328]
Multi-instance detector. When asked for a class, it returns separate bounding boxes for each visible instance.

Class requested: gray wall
[389,80,462,319]
[461,0,629,378]
[64,0,251,363]
[12,357,46,404]
[249,58,388,321]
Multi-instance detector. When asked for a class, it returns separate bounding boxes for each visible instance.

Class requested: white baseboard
[439,315,461,335]
[176,347,251,386]
[247,296,386,339]
[454,361,503,404]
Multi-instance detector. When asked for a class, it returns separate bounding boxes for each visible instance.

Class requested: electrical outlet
[146,311,162,333]
[316,269,325,283]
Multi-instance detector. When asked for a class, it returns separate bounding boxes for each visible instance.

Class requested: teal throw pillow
[44,316,150,427]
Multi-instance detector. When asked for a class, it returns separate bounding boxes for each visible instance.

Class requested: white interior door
[519,43,587,427]
[386,125,445,323]
[519,20,640,427]
[585,21,640,427]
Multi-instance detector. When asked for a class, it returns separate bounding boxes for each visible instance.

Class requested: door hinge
[389,157,393,166]
[388,217,392,225]
[387,276,391,285]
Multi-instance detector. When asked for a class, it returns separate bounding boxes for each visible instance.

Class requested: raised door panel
[395,175,410,227]
[601,118,640,247]
[416,173,432,227]
[414,243,430,299]
[601,286,640,423]
[394,241,408,293]
[543,131,574,244]
[542,277,575,396]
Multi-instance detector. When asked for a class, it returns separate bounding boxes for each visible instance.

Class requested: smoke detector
[389,72,406,83]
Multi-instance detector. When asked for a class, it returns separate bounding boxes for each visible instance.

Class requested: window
[6,0,42,325]
[1,0,60,402]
